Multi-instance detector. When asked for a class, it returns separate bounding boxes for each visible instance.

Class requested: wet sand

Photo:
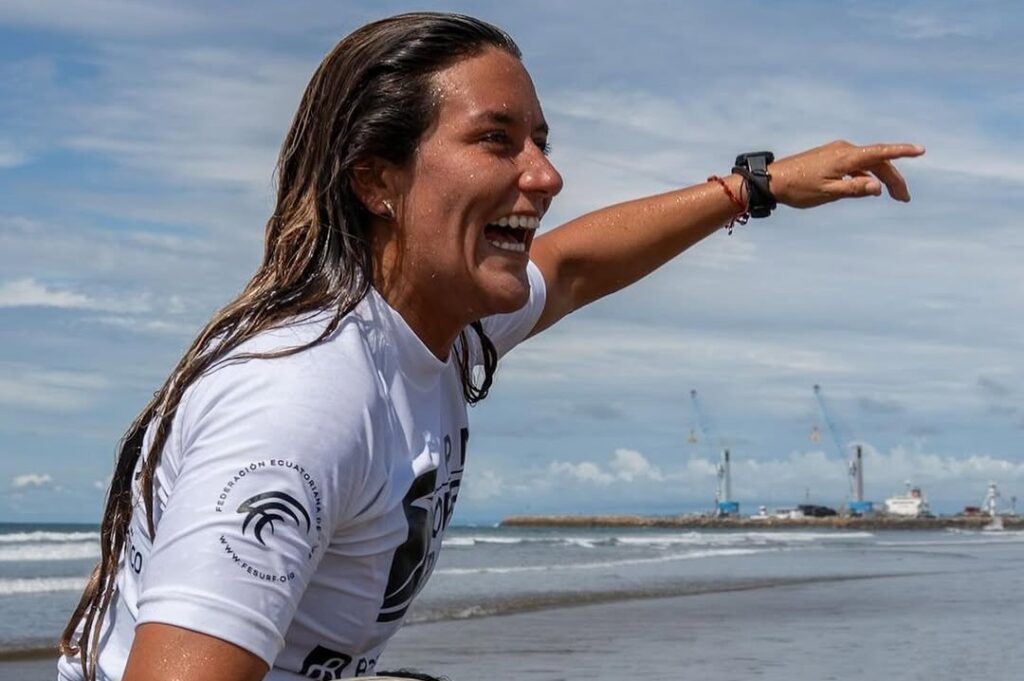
[381,560,1023,681]
[0,654,55,681]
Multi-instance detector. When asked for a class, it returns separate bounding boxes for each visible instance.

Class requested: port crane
[812,384,873,515]
[689,389,739,517]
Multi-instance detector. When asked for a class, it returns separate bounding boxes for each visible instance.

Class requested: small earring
[380,199,395,220]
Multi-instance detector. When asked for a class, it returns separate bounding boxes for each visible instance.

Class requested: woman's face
[384,46,563,327]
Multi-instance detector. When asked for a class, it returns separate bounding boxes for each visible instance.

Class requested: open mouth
[484,215,539,254]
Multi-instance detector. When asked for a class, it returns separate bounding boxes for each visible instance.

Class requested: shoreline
[500,514,1024,530]
[0,645,57,662]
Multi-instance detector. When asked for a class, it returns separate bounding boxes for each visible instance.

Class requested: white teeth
[489,215,539,230]
[487,239,526,253]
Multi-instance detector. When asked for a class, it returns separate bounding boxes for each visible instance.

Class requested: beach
[383,562,1023,681]
[3,524,1022,680]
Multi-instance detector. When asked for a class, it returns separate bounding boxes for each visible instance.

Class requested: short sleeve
[135,354,377,666]
[474,259,547,361]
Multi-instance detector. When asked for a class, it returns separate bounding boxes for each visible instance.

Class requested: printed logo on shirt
[299,645,352,680]
[237,490,311,545]
[376,427,468,623]
[212,458,324,582]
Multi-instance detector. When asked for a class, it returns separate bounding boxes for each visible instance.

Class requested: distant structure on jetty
[523,386,1019,532]
[688,389,738,517]
[812,384,873,515]
[502,479,1020,531]
[884,483,930,517]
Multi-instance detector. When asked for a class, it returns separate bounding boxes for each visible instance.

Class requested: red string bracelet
[708,175,749,234]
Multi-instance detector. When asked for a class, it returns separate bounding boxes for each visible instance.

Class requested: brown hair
[61,13,521,678]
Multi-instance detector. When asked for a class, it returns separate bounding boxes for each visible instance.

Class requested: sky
[1,0,1023,523]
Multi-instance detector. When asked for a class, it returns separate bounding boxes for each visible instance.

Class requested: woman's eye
[479,131,549,156]
[481,131,511,146]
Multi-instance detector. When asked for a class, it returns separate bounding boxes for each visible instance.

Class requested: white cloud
[0,213,244,322]
[609,448,663,482]
[89,315,193,336]
[499,288,1024,434]
[851,4,997,40]
[0,214,44,235]
[550,449,663,487]
[12,473,53,489]
[0,279,95,309]
[0,142,27,168]
[463,470,506,501]
[63,46,306,190]
[867,444,1024,490]
[0,278,154,314]
[0,365,111,411]
[0,0,202,37]
[550,461,615,486]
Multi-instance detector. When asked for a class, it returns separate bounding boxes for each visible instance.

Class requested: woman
[58,11,923,681]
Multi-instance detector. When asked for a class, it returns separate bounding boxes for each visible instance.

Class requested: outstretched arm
[528,141,925,335]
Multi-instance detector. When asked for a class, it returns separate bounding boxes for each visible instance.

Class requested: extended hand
[769,140,926,209]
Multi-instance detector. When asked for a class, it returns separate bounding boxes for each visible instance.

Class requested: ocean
[2,522,1022,679]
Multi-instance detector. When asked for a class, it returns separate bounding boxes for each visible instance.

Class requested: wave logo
[299,645,351,680]
[377,469,437,623]
[236,491,311,546]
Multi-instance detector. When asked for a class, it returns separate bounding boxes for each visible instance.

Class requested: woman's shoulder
[183,308,390,421]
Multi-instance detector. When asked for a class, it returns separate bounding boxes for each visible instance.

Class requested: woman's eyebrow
[474,110,549,135]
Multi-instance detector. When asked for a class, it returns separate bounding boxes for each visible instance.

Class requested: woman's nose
[520,144,563,199]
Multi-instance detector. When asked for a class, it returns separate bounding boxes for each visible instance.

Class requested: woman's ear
[351,157,401,220]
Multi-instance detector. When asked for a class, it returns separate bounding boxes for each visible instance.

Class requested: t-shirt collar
[368,288,451,389]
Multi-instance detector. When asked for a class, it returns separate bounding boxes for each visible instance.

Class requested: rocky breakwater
[500,514,1024,530]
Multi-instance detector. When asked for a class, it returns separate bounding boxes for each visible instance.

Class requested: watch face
[751,153,772,173]
[735,151,774,172]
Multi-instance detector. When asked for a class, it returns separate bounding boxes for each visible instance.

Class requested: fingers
[770,140,923,208]
[869,160,911,202]
[844,143,923,202]
[831,176,882,198]
[855,143,926,163]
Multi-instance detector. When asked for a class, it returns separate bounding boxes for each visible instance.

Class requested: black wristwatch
[733,151,777,218]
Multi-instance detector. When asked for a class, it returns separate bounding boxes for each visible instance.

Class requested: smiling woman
[361,45,562,354]
[55,11,923,681]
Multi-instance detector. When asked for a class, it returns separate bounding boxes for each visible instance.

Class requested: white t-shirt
[58,262,546,681]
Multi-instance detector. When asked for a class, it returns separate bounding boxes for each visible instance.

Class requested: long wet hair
[61,13,520,678]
